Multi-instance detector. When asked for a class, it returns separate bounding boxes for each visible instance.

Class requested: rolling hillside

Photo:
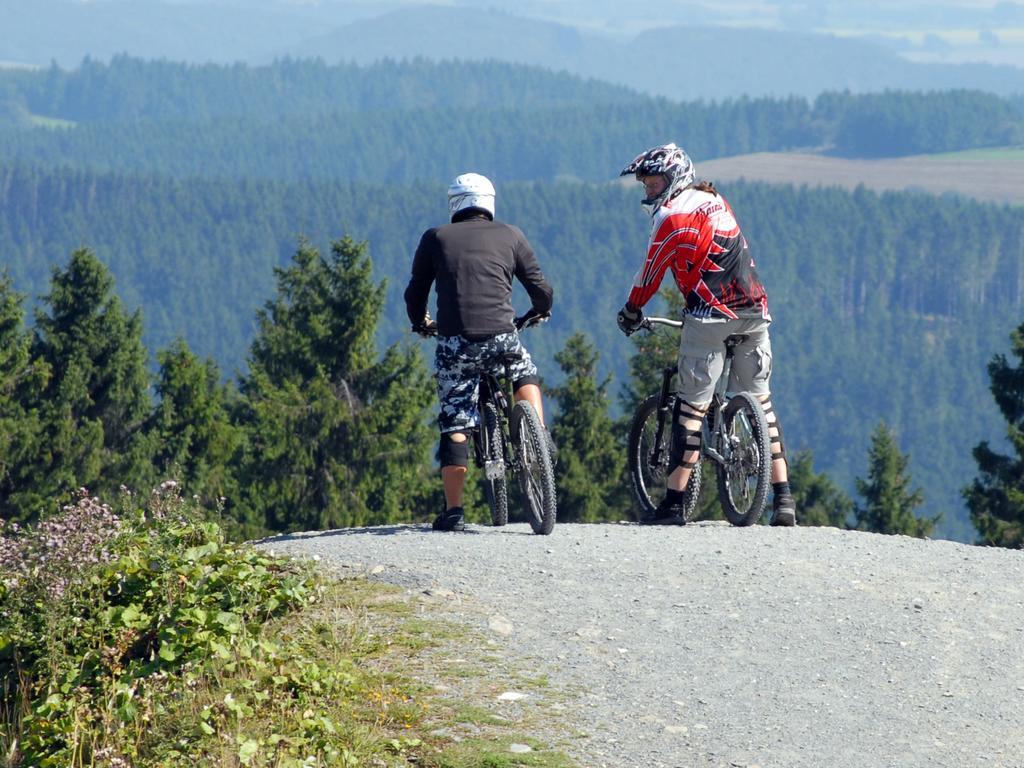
[4,2,1024,99]
[284,8,1024,100]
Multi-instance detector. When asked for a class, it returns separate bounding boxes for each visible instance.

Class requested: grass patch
[0,486,581,767]
[433,736,578,767]
[922,146,1024,161]
[451,702,510,726]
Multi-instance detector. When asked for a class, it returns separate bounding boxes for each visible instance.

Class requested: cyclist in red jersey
[616,143,796,526]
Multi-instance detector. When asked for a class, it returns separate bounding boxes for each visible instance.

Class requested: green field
[925,146,1024,160]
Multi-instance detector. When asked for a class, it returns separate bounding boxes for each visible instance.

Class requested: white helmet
[447,172,495,219]
[620,143,695,216]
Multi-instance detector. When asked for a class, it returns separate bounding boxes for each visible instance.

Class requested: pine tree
[25,249,153,513]
[147,339,243,518]
[0,274,49,522]
[549,333,629,522]
[963,321,1024,547]
[788,449,854,528]
[854,421,935,537]
[237,237,437,533]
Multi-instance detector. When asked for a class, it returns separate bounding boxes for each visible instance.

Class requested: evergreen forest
[0,59,1022,179]
[1,56,1023,544]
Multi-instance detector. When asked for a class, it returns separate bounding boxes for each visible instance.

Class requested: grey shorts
[435,331,538,433]
[677,317,773,406]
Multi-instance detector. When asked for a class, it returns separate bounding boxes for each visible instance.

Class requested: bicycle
[419,313,557,535]
[626,316,772,526]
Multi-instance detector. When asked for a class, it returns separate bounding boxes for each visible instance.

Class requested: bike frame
[475,366,515,480]
[644,317,744,471]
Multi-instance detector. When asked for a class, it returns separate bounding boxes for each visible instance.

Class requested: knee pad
[439,430,471,468]
[670,399,705,470]
[760,399,787,462]
[512,374,540,390]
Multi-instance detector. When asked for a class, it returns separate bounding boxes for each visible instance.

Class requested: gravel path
[258,521,1024,768]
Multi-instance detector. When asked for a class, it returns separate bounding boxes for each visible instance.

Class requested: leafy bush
[0,482,344,766]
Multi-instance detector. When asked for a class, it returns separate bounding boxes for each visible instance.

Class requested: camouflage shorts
[435,331,538,433]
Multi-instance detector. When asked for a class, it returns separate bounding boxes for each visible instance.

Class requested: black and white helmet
[620,143,695,216]
[447,172,495,219]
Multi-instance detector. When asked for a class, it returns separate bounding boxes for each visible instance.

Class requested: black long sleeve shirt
[404,213,554,340]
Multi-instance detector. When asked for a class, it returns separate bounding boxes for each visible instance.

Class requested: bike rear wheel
[627,394,702,522]
[715,392,771,526]
[510,401,556,535]
[481,401,508,527]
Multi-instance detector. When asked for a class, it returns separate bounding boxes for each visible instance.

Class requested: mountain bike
[627,316,772,526]
[421,314,556,535]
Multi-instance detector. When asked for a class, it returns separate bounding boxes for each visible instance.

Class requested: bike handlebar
[516,311,551,331]
[412,311,550,338]
[639,316,683,330]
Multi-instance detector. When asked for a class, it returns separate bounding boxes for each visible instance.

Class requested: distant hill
[0,0,399,67]
[3,1,1024,99]
[282,7,1024,100]
[0,57,645,124]
[698,150,1024,206]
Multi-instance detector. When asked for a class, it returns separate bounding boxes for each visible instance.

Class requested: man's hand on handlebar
[616,303,644,336]
[514,309,551,330]
[412,313,438,337]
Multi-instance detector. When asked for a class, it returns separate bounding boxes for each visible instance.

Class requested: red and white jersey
[627,187,770,321]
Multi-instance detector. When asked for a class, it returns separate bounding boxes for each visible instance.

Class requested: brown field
[696,151,1024,206]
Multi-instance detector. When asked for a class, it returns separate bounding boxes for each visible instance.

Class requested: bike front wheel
[627,394,702,523]
[511,401,556,535]
[481,401,508,527]
[715,392,772,526]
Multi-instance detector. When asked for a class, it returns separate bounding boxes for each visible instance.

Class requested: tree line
[0,57,1021,180]
[0,56,647,122]
[0,242,436,539]
[4,241,1022,546]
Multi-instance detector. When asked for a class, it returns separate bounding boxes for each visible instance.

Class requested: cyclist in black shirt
[405,173,554,531]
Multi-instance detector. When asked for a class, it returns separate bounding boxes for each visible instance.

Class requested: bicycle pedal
[484,459,505,480]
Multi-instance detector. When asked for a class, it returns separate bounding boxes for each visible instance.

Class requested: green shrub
[0,483,329,766]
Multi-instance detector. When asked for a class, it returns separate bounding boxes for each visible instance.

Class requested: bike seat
[724,334,749,349]
[500,351,522,365]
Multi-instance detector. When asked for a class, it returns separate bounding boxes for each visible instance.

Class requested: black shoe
[640,498,686,526]
[770,493,796,527]
[432,507,466,532]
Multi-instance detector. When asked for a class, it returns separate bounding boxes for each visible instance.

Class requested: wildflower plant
[0,489,124,602]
